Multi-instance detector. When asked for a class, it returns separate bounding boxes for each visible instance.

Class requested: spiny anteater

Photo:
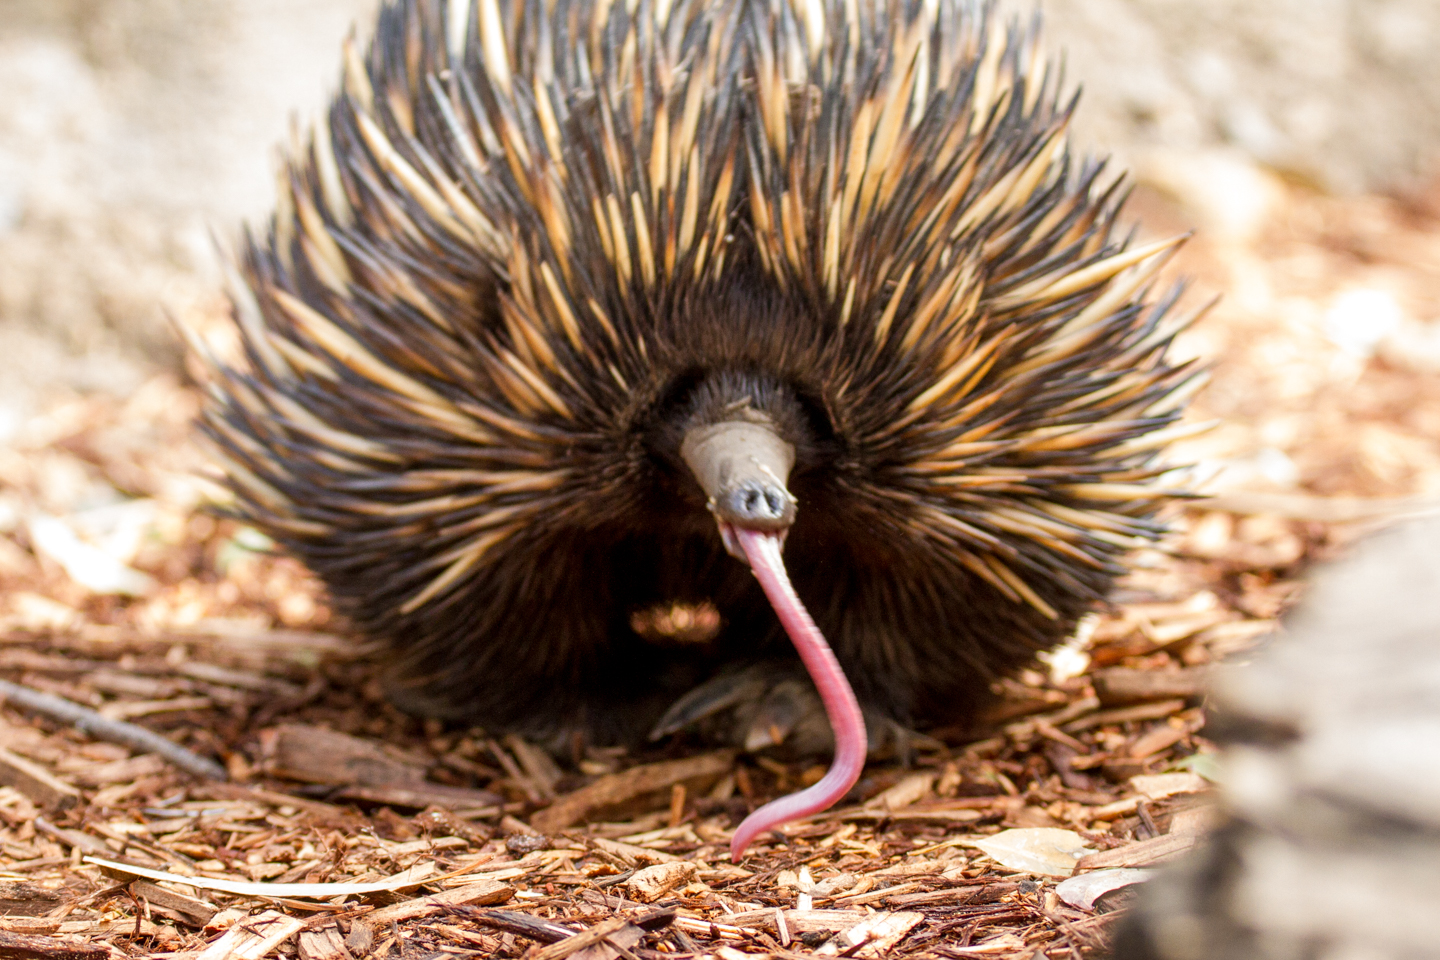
[193,0,1204,858]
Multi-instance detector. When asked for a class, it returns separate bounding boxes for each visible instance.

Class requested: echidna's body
[202,0,1198,755]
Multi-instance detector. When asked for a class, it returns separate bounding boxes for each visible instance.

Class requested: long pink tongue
[728,527,867,862]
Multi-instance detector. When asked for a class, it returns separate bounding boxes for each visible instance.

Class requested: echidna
[195,0,1202,858]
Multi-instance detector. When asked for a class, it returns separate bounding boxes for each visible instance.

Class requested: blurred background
[0,0,377,410]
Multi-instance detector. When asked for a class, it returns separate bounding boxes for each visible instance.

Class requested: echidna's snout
[714,477,795,560]
[717,480,793,529]
[680,419,798,560]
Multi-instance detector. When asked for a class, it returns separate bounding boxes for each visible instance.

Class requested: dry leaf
[1055,868,1155,911]
[970,828,1095,877]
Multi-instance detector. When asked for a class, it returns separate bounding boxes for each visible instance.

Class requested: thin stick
[0,679,228,781]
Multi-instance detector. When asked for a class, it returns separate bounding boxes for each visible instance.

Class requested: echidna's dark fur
[198,0,1202,747]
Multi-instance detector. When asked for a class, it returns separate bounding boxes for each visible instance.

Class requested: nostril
[714,480,796,531]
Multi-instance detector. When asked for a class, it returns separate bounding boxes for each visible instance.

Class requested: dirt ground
[0,175,1436,959]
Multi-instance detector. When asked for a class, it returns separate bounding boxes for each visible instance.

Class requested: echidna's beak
[680,419,798,560]
[680,419,866,862]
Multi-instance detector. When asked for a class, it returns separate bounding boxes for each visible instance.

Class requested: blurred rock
[1113,517,1440,959]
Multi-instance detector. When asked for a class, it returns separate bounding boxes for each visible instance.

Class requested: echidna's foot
[649,662,912,759]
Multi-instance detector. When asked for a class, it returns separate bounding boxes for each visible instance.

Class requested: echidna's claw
[648,670,770,742]
[739,679,810,752]
[651,666,831,753]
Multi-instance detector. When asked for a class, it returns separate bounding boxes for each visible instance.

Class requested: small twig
[529,917,632,960]
[740,848,833,886]
[443,907,576,944]
[604,937,646,960]
[1136,800,1159,839]
[0,929,107,960]
[0,679,228,780]
[592,870,637,888]
[445,906,674,955]
[632,909,678,932]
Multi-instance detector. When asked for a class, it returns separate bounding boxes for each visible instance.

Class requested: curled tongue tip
[727,526,867,862]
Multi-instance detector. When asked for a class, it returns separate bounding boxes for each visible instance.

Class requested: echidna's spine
[195,0,1205,738]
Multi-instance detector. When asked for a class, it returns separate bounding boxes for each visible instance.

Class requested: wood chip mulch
[0,180,1436,959]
